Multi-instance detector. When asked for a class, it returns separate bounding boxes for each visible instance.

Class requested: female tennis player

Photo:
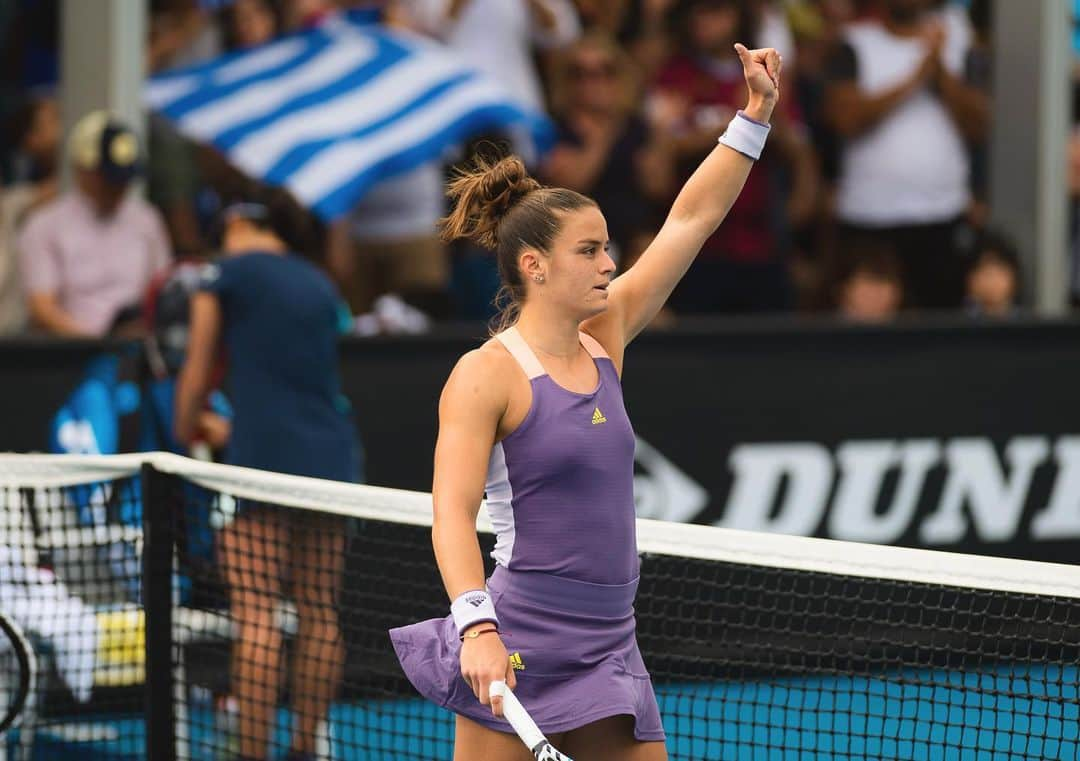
[175,191,360,761]
[391,43,780,760]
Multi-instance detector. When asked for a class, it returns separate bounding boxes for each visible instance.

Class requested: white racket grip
[490,680,546,751]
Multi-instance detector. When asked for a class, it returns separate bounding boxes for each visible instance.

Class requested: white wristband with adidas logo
[451,589,498,637]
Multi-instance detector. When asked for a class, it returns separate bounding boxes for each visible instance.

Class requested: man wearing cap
[18,111,172,337]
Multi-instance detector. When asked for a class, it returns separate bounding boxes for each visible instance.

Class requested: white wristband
[718,111,771,161]
[451,589,498,636]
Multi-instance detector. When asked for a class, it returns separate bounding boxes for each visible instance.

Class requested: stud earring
[534,274,545,284]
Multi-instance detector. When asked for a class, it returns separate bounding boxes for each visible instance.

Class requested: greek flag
[146,13,553,219]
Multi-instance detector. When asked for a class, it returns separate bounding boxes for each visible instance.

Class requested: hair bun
[440,155,541,249]
[478,157,541,218]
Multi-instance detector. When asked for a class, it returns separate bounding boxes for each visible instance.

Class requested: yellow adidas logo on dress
[509,652,525,671]
[592,407,607,425]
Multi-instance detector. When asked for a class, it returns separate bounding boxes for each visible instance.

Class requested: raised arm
[586,45,781,346]
[431,347,517,715]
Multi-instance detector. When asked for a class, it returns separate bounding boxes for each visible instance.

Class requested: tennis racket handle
[490,680,546,751]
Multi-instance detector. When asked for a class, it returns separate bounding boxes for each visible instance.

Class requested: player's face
[543,206,615,319]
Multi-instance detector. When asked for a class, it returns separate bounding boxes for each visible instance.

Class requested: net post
[142,462,176,761]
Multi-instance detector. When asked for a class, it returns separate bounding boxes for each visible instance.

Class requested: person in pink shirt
[18,111,172,337]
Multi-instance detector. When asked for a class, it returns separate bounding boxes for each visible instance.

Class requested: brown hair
[440,154,596,333]
[831,240,904,309]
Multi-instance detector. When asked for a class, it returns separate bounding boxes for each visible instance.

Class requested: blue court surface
[9,663,1078,760]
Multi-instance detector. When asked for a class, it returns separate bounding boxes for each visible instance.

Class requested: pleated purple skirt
[389,565,665,741]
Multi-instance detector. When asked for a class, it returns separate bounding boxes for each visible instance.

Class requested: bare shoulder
[440,340,518,418]
[455,339,519,383]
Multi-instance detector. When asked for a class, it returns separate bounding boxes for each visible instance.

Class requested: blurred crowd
[0,0,1037,341]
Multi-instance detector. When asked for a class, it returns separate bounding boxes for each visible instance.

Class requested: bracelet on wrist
[460,627,500,641]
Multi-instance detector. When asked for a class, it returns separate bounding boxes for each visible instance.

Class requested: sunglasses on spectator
[569,61,618,80]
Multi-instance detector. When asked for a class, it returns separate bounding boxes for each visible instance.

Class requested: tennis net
[2,453,1080,760]
[0,464,147,759]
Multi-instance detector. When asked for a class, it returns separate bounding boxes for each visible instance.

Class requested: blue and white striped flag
[146,13,554,220]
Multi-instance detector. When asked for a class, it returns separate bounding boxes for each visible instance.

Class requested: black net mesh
[636,554,1080,759]
[0,478,145,759]
[159,470,1080,761]
[167,486,470,761]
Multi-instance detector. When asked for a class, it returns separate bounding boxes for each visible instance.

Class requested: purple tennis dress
[389,327,665,742]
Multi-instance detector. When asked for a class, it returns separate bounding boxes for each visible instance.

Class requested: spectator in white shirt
[824,0,987,310]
